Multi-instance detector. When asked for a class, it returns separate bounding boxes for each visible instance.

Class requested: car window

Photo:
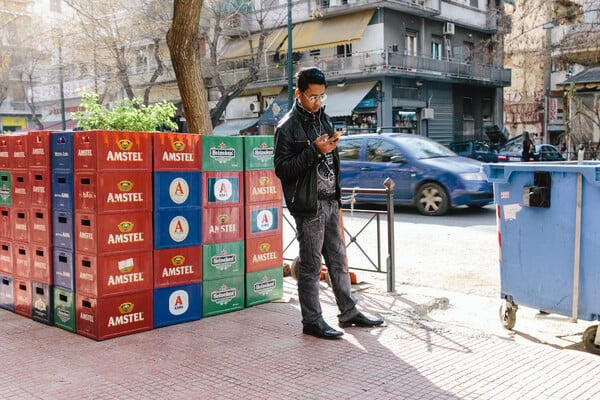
[451,144,467,153]
[540,145,563,161]
[338,138,362,160]
[475,143,490,152]
[366,138,401,162]
[395,136,455,159]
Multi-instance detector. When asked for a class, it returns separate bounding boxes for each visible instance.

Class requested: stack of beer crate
[243,136,284,306]
[72,131,154,340]
[0,135,14,314]
[51,131,77,332]
[152,133,203,328]
[201,136,246,316]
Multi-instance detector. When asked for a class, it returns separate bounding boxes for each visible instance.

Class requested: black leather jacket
[274,102,341,217]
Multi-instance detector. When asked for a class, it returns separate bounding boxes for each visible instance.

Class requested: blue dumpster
[484,162,600,354]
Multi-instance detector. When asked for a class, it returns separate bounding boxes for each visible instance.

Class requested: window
[336,44,352,58]
[366,139,400,163]
[463,97,474,136]
[482,98,492,121]
[405,32,418,56]
[309,49,321,57]
[431,36,442,60]
[338,139,362,161]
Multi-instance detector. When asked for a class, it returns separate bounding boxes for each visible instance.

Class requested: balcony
[312,0,441,17]
[216,49,511,88]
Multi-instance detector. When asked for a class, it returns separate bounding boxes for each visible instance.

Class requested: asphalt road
[283,203,499,297]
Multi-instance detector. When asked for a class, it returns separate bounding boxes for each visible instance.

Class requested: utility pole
[287,0,293,109]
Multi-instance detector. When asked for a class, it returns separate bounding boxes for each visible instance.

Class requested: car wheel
[416,182,449,216]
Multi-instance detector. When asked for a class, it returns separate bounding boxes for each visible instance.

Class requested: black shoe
[303,320,344,339]
[339,312,384,328]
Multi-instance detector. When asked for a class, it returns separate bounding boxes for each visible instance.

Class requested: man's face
[296,83,326,114]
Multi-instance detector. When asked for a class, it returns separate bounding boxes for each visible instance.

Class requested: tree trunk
[167,0,212,135]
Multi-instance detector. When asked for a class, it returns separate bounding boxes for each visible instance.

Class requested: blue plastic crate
[51,172,74,211]
[0,274,14,312]
[153,208,202,250]
[52,211,74,251]
[53,247,75,291]
[51,131,73,172]
[153,282,202,328]
[153,171,202,209]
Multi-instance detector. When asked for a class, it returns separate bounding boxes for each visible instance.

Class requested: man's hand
[314,133,339,155]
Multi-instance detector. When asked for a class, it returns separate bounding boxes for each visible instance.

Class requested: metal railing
[218,49,511,88]
[282,178,397,292]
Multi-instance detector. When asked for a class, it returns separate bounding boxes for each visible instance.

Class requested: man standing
[274,67,383,339]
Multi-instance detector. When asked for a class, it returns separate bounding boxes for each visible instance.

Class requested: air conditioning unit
[421,108,434,120]
[443,22,455,36]
[249,101,260,113]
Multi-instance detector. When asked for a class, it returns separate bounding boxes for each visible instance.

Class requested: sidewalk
[1,274,599,400]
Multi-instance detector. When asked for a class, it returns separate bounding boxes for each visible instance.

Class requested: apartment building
[213,0,511,145]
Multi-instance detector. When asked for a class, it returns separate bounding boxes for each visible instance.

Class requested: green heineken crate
[202,135,244,172]
[202,275,244,317]
[202,240,244,280]
[245,266,283,307]
[53,287,76,332]
[0,171,11,206]
[243,136,274,171]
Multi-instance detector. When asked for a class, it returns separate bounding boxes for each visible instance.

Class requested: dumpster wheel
[499,300,517,330]
[582,325,600,355]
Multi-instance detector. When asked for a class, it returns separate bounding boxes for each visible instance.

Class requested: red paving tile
[1,278,600,399]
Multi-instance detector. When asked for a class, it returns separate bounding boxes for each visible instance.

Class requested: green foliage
[72,91,178,132]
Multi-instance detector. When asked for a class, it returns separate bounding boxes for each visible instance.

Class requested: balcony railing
[217,49,511,88]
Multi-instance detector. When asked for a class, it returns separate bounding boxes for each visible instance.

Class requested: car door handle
[360,167,371,171]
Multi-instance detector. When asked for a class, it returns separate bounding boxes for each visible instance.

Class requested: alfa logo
[117,181,133,192]
[171,255,185,266]
[118,302,134,314]
[118,221,134,233]
[117,139,133,151]
[218,214,228,224]
[172,141,186,151]
[259,177,270,186]
[259,243,270,253]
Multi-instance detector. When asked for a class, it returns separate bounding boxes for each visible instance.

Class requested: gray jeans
[293,200,359,326]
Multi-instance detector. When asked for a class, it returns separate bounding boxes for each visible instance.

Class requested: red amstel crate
[76,290,153,340]
[74,130,153,172]
[245,233,283,273]
[153,133,201,171]
[13,242,30,279]
[28,131,52,170]
[153,246,202,288]
[10,133,28,170]
[244,170,282,204]
[74,172,153,214]
[75,211,153,255]
[30,208,52,246]
[30,170,51,208]
[11,208,29,243]
[31,244,52,285]
[13,278,31,317]
[76,251,153,298]
[11,170,29,208]
[0,240,12,274]
[202,206,243,245]
[0,136,10,169]
[0,206,10,240]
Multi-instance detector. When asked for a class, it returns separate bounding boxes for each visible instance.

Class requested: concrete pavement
[1,273,599,400]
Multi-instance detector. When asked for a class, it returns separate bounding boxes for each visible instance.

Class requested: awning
[42,119,79,131]
[219,29,287,61]
[281,10,374,53]
[258,90,290,126]
[323,81,377,117]
[213,118,259,136]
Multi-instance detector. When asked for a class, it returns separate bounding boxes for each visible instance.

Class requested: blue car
[448,141,499,162]
[338,133,493,216]
[497,142,565,162]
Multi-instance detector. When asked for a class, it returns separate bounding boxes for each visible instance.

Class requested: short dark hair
[296,67,326,92]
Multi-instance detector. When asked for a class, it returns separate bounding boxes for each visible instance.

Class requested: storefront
[393,109,417,134]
